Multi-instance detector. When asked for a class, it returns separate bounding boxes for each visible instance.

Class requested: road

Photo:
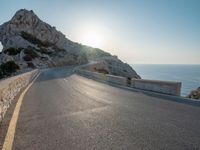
[3,67,200,149]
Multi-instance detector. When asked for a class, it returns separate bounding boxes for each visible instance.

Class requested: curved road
[4,67,200,149]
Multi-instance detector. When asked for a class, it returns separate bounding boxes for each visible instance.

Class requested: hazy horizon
[0,0,199,64]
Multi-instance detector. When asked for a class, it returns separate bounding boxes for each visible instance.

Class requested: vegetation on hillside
[27,62,35,68]
[21,31,53,47]
[93,67,109,74]
[4,47,23,55]
[0,61,20,79]
[23,47,39,61]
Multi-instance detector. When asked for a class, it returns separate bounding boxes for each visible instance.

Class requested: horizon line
[131,63,200,65]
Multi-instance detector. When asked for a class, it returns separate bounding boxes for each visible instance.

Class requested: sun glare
[0,42,3,52]
[80,28,104,48]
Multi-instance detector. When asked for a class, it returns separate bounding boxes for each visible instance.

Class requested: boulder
[187,87,200,100]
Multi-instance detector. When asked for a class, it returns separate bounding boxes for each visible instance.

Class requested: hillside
[0,9,140,79]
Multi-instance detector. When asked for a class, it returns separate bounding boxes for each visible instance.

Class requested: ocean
[131,64,200,96]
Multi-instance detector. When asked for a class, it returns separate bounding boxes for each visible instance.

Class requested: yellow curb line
[2,72,40,150]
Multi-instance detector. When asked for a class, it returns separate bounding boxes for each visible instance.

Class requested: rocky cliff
[187,87,200,100]
[0,9,140,79]
[83,56,140,79]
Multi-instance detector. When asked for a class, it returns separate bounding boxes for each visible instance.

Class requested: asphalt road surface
[4,67,200,149]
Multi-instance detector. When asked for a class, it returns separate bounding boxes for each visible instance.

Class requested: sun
[80,28,104,48]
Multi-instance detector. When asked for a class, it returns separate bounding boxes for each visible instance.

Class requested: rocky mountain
[83,56,140,79]
[0,9,140,79]
[187,87,200,100]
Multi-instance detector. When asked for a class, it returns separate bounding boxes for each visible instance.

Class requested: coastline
[131,64,200,96]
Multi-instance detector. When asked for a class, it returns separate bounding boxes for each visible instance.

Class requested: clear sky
[0,0,199,64]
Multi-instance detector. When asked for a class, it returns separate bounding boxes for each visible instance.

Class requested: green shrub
[23,54,33,61]
[94,68,109,74]
[0,61,20,77]
[0,69,3,79]
[21,31,53,47]
[53,46,66,52]
[27,62,35,68]
[24,48,38,59]
[23,47,38,61]
[4,47,22,55]
[37,47,53,55]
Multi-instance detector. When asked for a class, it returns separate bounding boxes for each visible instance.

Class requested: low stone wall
[75,69,127,86]
[107,74,127,86]
[0,69,39,122]
[75,68,182,96]
[131,79,181,96]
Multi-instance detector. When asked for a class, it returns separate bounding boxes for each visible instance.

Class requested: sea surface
[131,64,200,96]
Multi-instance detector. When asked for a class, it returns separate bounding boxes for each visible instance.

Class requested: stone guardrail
[75,69,127,86]
[75,67,181,96]
[0,69,39,122]
[131,79,181,96]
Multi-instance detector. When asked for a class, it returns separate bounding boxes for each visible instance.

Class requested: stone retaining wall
[131,79,181,96]
[0,70,39,122]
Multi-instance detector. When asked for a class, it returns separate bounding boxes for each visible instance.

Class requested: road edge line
[2,72,40,150]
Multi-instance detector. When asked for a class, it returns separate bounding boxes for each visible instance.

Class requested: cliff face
[85,56,140,79]
[0,9,73,50]
[0,9,89,69]
[187,87,200,100]
[0,9,140,79]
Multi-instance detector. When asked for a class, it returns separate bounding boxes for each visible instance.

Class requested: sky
[0,0,199,64]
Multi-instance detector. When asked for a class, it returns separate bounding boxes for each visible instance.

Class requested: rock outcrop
[84,56,140,78]
[0,9,89,69]
[187,87,200,100]
[0,9,140,79]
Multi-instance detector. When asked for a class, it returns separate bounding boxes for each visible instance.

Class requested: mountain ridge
[0,9,140,79]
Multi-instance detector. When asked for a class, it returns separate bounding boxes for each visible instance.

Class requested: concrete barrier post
[131,79,181,96]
